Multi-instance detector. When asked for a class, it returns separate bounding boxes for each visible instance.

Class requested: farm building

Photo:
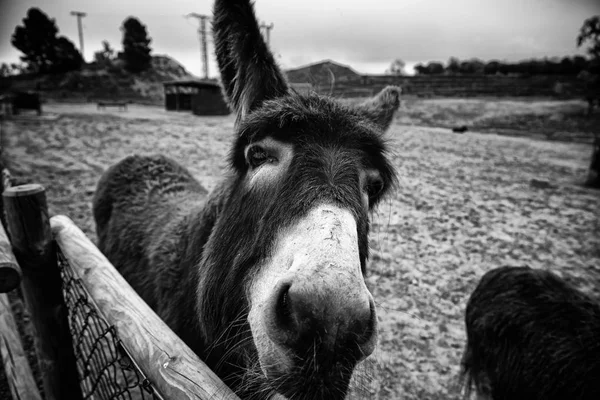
[0,95,12,117]
[163,80,229,115]
[0,91,42,116]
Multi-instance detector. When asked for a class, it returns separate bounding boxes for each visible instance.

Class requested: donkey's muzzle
[266,273,377,363]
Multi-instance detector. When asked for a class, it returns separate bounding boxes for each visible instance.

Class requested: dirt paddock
[1,99,599,399]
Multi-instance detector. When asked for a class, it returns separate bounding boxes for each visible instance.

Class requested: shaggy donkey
[92,0,400,398]
[461,266,600,400]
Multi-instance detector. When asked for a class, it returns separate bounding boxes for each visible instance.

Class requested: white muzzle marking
[248,203,374,376]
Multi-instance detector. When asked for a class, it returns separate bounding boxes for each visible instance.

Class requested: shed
[0,91,42,116]
[163,80,230,115]
[0,95,12,117]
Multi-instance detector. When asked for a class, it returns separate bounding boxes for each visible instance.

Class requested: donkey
[460,266,600,400]
[92,0,400,398]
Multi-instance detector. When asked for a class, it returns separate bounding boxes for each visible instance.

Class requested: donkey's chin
[253,338,358,400]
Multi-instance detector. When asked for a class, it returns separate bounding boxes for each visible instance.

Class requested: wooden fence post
[3,184,82,400]
[0,166,21,293]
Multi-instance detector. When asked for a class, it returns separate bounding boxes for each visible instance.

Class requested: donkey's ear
[354,86,401,132]
[213,0,289,124]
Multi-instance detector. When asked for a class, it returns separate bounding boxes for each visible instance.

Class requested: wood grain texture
[0,293,43,400]
[0,165,20,293]
[3,185,82,400]
[0,221,20,293]
[51,215,240,400]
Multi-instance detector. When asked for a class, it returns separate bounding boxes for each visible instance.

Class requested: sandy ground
[1,100,599,400]
[395,97,598,143]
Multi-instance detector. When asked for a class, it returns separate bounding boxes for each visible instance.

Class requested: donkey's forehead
[236,94,381,145]
[228,93,396,187]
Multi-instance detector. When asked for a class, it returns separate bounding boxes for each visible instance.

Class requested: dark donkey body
[93,0,400,398]
[461,266,600,400]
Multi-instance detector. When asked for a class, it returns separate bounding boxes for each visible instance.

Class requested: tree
[577,15,600,188]
[572,55,589,73]
[11,8,59,73]
[447,57,460,75]
[577,15,600,60]
[10,63,27,75]
[53,36,84,72]
[121,17,152,73]
[386,59,406,75]
[470,59,485,74]
[484,60,501,75]
[414,63,427,75]
[11,7,83,74]
[94,40,115,66]
[425,61,444,75]
[0,63,11,77]
[459,60,483,74]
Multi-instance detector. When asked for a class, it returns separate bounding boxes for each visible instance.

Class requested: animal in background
[461,266,600,400]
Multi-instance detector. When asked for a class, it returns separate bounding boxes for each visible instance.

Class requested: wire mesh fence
[57,248,164,400]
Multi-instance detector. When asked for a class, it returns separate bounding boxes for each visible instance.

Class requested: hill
[285,59,590,99]
[0,55,196,104]
[285,60,361,90]
[1,56,594,104]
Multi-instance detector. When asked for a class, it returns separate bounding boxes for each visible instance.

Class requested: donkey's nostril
[274,281,293,330]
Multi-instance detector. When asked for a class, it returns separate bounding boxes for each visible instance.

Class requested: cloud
[0,0,596,76]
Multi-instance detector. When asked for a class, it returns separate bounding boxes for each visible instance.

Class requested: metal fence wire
[57,248,164,400]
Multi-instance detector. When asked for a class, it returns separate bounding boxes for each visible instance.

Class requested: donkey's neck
[176,176,235,354]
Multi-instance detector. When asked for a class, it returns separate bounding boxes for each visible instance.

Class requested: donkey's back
[93,154,208,331]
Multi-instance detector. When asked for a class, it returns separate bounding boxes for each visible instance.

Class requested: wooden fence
[0,180,239,400]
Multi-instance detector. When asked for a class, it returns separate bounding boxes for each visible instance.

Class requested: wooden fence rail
[0,180,239,400]
[0,249,42,400]
[0,219,20,293]
[52,214,240,400]
[0,292,43,400]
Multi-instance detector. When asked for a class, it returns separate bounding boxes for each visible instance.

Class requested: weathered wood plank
[3,184,82,400]
[0,221,20,293]
[0,292,43,400]
[51,215,240,400]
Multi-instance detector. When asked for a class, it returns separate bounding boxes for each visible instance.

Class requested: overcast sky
[1,0,598,77]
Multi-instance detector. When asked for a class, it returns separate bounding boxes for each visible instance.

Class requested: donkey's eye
[247,146,276,168]
[365,177,384,199]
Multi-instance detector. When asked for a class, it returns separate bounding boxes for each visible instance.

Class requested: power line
[186,13,211,79]
[259,22,274,45]
[70,11,87,59]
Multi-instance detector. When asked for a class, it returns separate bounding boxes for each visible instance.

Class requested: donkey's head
[196,1,400,398]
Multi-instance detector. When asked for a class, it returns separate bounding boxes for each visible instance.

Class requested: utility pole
[70,11,87,58]
[259,22,274,45]
[186,13,211,79]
